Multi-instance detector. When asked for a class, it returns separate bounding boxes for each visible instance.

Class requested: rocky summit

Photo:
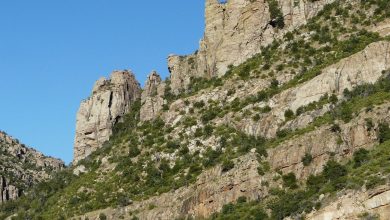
[73,70,141,163]
[1,0,390,219]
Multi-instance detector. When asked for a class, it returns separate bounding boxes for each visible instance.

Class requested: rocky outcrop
[140,71,166,122]
[307,186,390,219]
[73,70,141,163]
[168,0,335,93]
[0,131,64,203]
[267,101,390,180]
[240,40,390,138]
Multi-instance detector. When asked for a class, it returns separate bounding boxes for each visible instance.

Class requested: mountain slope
[1,0,390,219]
[0,131,64,206]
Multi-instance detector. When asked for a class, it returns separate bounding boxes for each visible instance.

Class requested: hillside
[0,131,64,207]
[1,0,390,219]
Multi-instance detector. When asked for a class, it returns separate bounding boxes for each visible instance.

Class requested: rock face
[0,131,64,203]
[74,154,265,220]
[140,71,166,122]
[75,100,390,220]
[168,0,335,93]
[307,186,390,219]
[241,40,390,138]
[73,70,141,163]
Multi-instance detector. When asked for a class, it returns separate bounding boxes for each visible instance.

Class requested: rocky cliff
[140,71,166,122]
[168,0,335,93]
[0,131,64,203]
[74,70,141,163]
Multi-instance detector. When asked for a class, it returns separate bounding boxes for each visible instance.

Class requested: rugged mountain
[168,0,335,93]
[74,70,141,163]
[0,131,64,204]
[1,0,390,219]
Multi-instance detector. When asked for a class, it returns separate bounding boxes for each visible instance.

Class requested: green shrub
[221,203,235,215]
[194,100,205,109]
[353,148,370,168]
[99,213,107,220]
[282,173,298,189]
[276,129,290,139]
[302,153,313,166]
[129,146,141,158]
[221,159,235,172]
[261,106,272,113]
[365,118,374,131]
[324,160,347,179]
[252,114,261,121]
[366,175,386,190]
[267,0,285,28]
[378,122,390,143]
[330,124,341,133]
[329,94,338,104]
[236,196,247,204]
[201,107,219,123]
[284,109,295,120]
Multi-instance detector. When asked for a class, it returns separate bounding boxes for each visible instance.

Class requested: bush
[221,159,234,172]
[252,114,261,121]
[330,124,341,133]
[261,105,272,113]
[267,0,285,28]
[202,148,221,168]
[337,103,353,122]
[284,109,295,120]
[221,203,235,214]
[365,118,374,131]
[323,160,347,181]
[99,213,107,220]
[282,173,298,189]
[378,122,390,143]
[270,78,279,89]
[306,174,326,192]
[329,94,338,104]
[201,108,219,123]
[237,196,247,204]
[128,146,141,158]
[276,129,290,138]
[353,148,370,168]
[302,153,313,166]
[193,100,205,109]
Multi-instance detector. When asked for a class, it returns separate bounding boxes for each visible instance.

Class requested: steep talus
[0,131,64,203]
[74,70,141,163]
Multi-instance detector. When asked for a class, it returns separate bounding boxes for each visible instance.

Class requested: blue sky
[0,1,205,164]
